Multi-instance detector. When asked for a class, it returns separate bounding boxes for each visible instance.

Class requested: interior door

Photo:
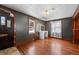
[0,10,14,50]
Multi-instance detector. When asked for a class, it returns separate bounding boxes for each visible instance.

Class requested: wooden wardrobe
[73,6,79,44]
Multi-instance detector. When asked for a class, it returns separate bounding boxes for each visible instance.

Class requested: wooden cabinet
[73,6,79,44]
[0,9,14,50]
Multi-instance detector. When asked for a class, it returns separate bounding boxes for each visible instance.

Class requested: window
[29,19,35,34]
[51,20,62,38]
[1,16,6,26]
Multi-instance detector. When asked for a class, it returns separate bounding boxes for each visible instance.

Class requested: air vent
[52,8,55,10]
[42,17,47,19]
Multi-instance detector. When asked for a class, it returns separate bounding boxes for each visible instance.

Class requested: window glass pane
[7,20,11,28]
[51,20,62,38]
[1,16,6,25]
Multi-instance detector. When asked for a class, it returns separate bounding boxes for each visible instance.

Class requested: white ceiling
[2,4,78,21]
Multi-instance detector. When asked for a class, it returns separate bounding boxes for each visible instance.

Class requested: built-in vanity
[39,31,48,40]
[36,23,48,40]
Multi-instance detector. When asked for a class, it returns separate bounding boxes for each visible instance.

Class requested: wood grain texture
[16,38,79,55]
[73,6,79,44]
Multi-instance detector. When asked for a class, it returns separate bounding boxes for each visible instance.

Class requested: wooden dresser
[73,6,79,44]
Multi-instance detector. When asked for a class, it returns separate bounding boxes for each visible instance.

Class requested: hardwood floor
[16,38,79,55]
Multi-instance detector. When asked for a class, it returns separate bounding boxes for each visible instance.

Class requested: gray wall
[45,17,73,40]
[15,12,29,43]
[45,21,51,36]
[15,12,45,44]
[62,17,73,40]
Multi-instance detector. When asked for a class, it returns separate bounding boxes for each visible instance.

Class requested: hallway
[16,38,79,55]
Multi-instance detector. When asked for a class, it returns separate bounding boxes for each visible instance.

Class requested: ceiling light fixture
[44,9,49,16]
[44,8,55,16]
[43,8,55,20]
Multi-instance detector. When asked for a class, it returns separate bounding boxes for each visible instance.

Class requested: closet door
[0,10,14,50]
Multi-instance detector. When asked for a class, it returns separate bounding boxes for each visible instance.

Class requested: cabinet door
[75,30,79,44]
[73,12,79,44]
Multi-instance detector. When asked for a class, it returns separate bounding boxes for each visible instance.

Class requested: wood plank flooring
[16,38,79,55]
